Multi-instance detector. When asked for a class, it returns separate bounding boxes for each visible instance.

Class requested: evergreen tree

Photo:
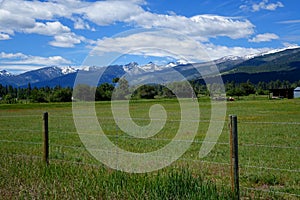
[95,83,114,101]
[73,84,94,101]
[113,78,129,100]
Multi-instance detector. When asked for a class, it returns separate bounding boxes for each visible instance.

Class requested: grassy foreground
[0,154,233,199]
[0,97,299,199]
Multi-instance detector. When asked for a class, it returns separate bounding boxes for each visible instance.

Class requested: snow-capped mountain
[82,66,101,72]
[0,66,77,87]
[123,62,174,74]
[165,60,190,68]
[260,46,299,56]
[241,46,300,60]
[214,55,245,64]
[0,47,299,88]
[0,70,13,77]
[123,62,143,74]
[139,62,164,72]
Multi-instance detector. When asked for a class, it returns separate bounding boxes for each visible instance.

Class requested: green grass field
[0,97,299,199]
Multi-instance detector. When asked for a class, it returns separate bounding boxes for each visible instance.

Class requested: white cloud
[0,65,41,73]
[24,21,71,36]
[0,0,70,20]
[251,0,284,12]
[0,0,255,45]
[0,0,85,47]
[49,33,84,48]
[79,1,144,26]
[73,18,95,31]
[0,9,35,34]
[0,1,85,48]
[92,30,206,62]
[0,51,79,73]
[0,52,71,66]
[127,13,254,41]
[249,33,279,42]
[90,30,270,62]
[0,0,146,47]
[0,33,10,40]
[0,52,27,59]
[23,21,86,48]
[0,0,282,61]
[203,43,270,60]
[278,19,300,24]
[189,15,254,39]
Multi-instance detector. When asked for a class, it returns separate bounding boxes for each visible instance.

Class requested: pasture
[0,97,299,199]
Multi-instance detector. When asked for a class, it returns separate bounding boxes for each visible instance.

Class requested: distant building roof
[294,87,300,91]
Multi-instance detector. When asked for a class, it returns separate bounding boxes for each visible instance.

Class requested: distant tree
[0,84,6,97]
[162,86,175,98]
[209,83,225,97]
[240,80,255,96]
[234,87,246,98]
[256,81,268,95]
[3,94,16,104]
[225,81,235,92]
[73,84,94,101]
[27,83,32,96]
[282,80,291,89]
[113,78,129,100]
[95,83,114,101]
[112,77,120,83]
[7,85,16,97]
[268,80,282,89]
[30,88,48,103]
[17,87,27,100]
[50,87,72,102]
[168,82,193,98]
[133,85,158,99]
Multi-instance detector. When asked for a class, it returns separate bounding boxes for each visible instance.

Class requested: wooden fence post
[230,115,240,199]
[43,112,49,165]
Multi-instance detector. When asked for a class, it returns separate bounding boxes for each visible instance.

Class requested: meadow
[0,96,299,199]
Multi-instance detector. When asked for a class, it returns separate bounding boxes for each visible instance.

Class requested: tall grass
[0,154,233,199]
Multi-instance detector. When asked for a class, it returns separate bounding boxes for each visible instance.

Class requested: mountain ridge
[1,47,300,87]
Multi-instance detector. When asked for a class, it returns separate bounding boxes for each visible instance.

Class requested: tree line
[0,83,73,104]
[1,79,299,104]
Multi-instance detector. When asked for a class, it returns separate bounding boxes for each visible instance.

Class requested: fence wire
[1,137,299,172]
[2,114,300,124]
[242,186,300,198]
[0,114,299,198]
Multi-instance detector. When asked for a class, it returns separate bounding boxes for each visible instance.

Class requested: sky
[0,0,299,74]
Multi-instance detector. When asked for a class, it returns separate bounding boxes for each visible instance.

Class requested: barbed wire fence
[0,113,299,198]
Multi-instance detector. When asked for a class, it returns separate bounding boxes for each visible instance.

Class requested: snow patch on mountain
[176,59,190,65]
[123,62,138,71]
[260,46,300,56]
[123,62,177,74]
[0,70,13,77]
[82,66,100,71]
[61,66,77,74]
[123,62,145,75]
[139,62,164,72]
[165,59,190,68]
[214,55,244,64]
[37,66,64,78]
[237,46,300,60]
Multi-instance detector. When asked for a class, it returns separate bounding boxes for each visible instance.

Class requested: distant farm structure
[294,87,300,98]
[269,88,294,99]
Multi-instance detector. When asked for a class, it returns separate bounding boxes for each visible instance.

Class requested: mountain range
[1,47,300,88]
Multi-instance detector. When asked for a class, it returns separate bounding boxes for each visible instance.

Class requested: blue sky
[0,0,299,74]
